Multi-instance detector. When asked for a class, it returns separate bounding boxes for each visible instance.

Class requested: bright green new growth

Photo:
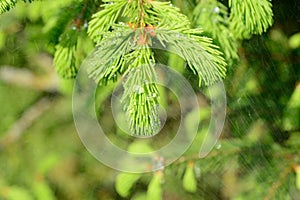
[121,47,161,136]
[0,0,34,13]
[183,162,197,193]
[193,0,238,62]
[229,0,273,39]
[155,30,226,86]
[87,0,127,42]
[296,167,300,190]
[86,0,226,136]
[0,0,15,13]
[115,173,141,198]
[0,0,274,136]
[147,171,163,200]
[1,0,291,199]
[87,28,134,84]
[54,29,78,78]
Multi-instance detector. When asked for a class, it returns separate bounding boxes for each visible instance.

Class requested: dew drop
[214,6,220,13]
[133,85,144,94]
[151,93,157,98]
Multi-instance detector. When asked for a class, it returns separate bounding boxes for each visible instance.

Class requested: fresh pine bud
[183,161,197,193]
[147,171,163,200]
[115,173,141,198]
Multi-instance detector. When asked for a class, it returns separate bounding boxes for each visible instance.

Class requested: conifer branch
[121,46,160,136]
[0,65,59,91]
[87,28,134,84]
[155,30,227,86]
[87,0,128,42]
[84,0,228,135]
[54,29,79,78]
[193,0,238,62]
[0,0,35,13]
[229,0,273,39]
[148,1,191,31]
[0,0,16,13]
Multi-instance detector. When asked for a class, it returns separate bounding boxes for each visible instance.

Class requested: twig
[263,165,292,200]
[0,66,59,91]
[0,97,55,150]
[170,148,240,166]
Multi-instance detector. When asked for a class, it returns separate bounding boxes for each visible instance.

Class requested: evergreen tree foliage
[228,0,273,39]
[193,0,238,62]
[0,0,16,13]
[0,0,274,136]
[84,0,227,135]
[0,0,299,200]
[53,29,79,78]
[0,0,34,13]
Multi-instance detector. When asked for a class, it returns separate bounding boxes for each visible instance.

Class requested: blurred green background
[0,0,299,199]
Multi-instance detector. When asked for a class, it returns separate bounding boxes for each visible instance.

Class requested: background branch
[0,97,56,150]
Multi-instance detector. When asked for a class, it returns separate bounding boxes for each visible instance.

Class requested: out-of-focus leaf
[285,132,300,148]
[3,186,33,200]
[37,153,60,175]
[245,120,272,144]
[296,170,300,190]
[115,173,141,198]
[185,106,210,137]
[296,167,300,190]
[32,180,55,200]
[289,33,300,49]
[27,1,43,22]
[58,78,74,96]
[182,162,197,193]
[283,83,300,131]
[0,31,5,49]
[147,171,163,200]
[127,140,154,154]
[131,192,147,200]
